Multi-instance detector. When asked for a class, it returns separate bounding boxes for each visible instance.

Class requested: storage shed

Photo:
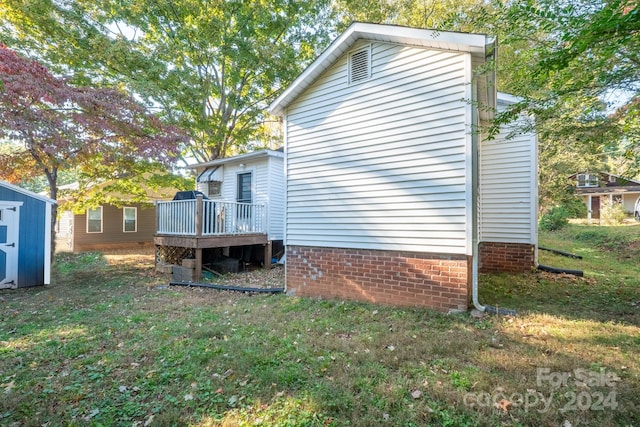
[0,180,55,288]
[269,23,537,312]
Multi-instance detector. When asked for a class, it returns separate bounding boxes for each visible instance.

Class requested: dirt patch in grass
[203,265,285,289]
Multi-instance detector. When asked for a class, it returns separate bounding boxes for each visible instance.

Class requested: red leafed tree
[0,46,188,253]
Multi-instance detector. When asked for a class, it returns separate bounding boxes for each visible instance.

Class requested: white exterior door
[0,202,21,289]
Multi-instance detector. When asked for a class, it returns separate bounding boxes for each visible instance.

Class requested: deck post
[264,241,272,269]
[195,248,203,280]
[196,195,203,237]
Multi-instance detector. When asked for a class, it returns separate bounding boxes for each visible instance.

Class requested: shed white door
[0,202,21,289]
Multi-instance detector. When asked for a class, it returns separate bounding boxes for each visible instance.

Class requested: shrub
[539,206,570,231]
[600,198,627,225]
[560,197,588,218]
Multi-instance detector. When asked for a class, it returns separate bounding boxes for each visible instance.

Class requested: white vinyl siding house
[269,23,537,311]
[285,41,472,255]
[193,150,285,242]
[479,93,538,245]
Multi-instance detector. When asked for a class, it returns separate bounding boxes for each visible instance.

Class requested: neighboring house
[269,23,537,312]
[56,180,184,253]
[569,172,640,220]
[0,180,55,288]
[154,149,285,277]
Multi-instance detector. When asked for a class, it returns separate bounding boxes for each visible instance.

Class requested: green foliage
[559,195,588,218]
[0,0,333,162]
[599,198,628,226]
[539,206,570,231]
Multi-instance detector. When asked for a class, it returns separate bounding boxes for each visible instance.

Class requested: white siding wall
[479,99,537,244]
[267,156,285,240]
[285,41,471,254]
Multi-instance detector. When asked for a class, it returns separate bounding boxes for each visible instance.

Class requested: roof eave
[186,149,284,169]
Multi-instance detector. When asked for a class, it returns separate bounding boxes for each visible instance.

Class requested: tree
[487,0,640,208]
[0,0,332,163]
[0,46,187,251]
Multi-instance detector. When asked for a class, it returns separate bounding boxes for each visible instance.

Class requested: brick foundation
[479,242,535,273]
[286,246,471,312]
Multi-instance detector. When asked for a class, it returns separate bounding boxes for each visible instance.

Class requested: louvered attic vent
[349,46,371,84]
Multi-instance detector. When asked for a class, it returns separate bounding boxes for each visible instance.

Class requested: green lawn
[1,224,639,426]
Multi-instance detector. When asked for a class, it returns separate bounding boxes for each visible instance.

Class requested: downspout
[282,108,288,294]
[470,90,490,313]
[470,39,516,316]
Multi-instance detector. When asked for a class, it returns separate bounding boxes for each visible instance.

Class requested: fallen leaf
[3,381,15,394]
[215,388,223,394]
[275,390,285,398]
[494,399,511,412]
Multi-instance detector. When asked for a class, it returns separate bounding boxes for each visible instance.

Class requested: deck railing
[156,197,266,236]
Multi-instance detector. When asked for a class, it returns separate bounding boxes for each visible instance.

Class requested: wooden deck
[154,196,272,279]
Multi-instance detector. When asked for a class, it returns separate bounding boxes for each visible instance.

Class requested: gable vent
[349,46,371,84]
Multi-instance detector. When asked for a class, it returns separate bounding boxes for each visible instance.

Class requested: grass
[1,224,639,426]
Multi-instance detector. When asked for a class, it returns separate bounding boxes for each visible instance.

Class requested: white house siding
[285,41,472,254]
[267,156,285,240]
[479,99,537,244]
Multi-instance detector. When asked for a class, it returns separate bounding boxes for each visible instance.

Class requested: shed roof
[269,22,496,116]
[0,180,56,205]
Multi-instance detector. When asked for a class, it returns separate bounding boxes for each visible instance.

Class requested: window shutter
[349,46,371,84]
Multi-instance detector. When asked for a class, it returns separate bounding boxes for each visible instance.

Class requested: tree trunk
[46,168,58,265]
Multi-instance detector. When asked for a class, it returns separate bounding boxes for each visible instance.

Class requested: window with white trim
[123,207,137,233]
[348,45,371,85]
[87,206,103,233]
[577,174,598,188]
